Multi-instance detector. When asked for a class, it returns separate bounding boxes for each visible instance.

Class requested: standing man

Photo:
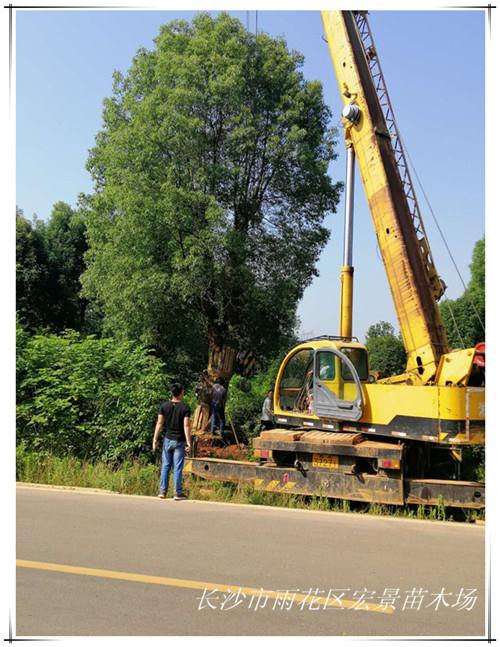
[153,383,192,500]
[261,390,274,430]
[210,377,227,444]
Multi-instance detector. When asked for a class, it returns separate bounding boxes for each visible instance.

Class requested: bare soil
[193,434,248,461]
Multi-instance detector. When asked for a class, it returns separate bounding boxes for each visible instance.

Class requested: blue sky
[16,9,485,341]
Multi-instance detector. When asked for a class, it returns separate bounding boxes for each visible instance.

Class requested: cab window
[316,351,335,381]
[340,347,369,381]
[279,349,314,412]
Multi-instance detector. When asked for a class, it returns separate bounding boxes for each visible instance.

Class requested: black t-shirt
[159,400,191,441]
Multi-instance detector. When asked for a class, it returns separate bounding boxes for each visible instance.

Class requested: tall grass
[16,445,483,521]
[17,444,159,496]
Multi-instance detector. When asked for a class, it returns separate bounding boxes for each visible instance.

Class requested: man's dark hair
[215,377,224,386]
[171,383,183,397]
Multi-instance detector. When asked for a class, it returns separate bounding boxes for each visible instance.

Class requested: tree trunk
[192,335,238,433]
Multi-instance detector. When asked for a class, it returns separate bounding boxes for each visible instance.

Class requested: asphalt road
[16,484,485,637]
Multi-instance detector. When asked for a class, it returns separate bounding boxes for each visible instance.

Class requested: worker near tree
[210,377,227,443]
[153,383,192,500]
[261,390,274,430]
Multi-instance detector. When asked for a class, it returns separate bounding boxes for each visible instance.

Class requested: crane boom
[321,10,449,384]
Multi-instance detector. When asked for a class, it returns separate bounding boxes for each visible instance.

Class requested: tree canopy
[43,201,88,331]
[16,207,50,331]
[440,237,485,348]
[82,12,341,377]
[365,321,406,377]
[16,203,88,333]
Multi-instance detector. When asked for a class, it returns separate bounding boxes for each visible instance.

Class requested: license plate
[312,454,339,469]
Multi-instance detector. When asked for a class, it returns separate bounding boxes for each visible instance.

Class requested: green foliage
[341,499,350,513]
[441,237,485,348]
[16,326,170,462]
[461,446,485,482]
[82,12,341,372]
[435,495,446,521]
[367,502,388,516]
[16,203,88,333]
[43,201,89,331]
[226,358,280,435]
[365,321,406,377]
[16,208,51,331]
[309,493,331,511]
[469,237,485,291]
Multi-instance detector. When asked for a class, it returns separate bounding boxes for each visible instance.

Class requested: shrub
[17,327,171,462]
[223,358,281,441]
[461,446,485,482]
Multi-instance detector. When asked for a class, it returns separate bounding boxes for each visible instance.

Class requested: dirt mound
[210,444,247,460]
[193,435,247,461]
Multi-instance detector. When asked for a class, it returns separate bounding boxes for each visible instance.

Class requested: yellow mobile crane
[188,11,485,508]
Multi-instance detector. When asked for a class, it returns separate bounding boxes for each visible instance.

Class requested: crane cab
[274,337,368,427]
[271,336,484,447]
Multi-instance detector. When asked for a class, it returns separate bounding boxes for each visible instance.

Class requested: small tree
[225,357,280,437]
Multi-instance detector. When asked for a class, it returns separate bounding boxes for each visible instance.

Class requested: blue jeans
[210,402,225,434]
[160,438,186,495]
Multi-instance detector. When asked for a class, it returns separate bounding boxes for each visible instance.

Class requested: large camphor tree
[82,13,341,426]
